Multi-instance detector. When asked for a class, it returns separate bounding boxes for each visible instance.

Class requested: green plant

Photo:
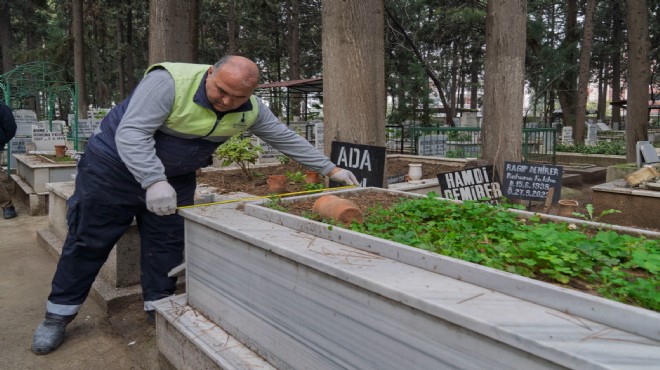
[340,193,660,312]
[286,171,306,183]
[304,182,325,191]
[445,149,465,158]
[213,134,264,180]
[264,195,286,211]
[571,204,621,222]
[447,131,472,142]
[556,141,626,155]
[277,154,290,164]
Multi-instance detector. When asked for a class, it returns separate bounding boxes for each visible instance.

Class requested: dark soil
[197,158,462,197]
[197,158,597,218]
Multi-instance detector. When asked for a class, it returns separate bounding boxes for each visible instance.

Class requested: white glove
[329,168,360,186]
[146,181,177,216]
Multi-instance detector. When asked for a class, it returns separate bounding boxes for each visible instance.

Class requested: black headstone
[330,141,386,187]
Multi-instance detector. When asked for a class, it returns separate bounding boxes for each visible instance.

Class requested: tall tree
[482,0,527,177]
[625,0,651,161]
[0,0,13,73]
[573,0,597,143]
[227,0,238,54]
[322,0,385,155]
[287,0,302,119]
[148,0,198,64]
[610,0,624,126]
[72,0,88,116]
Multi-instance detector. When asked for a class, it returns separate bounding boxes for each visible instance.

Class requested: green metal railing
[397,126,557,164]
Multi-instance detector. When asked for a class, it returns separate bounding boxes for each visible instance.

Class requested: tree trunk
[322,0,385,149]
[0,0,13,73]
[227,0,238,54]
[481,0,527,178]
[148,0,197,64]
[117,15,126,98]
[597,62,608,121]
[125,2,136,92]
[611,1,623,126]
[557,0,578,132]
[573,0,596,143]
[625,0,651,161]
[73,0,88,117]
[287,0,301,119]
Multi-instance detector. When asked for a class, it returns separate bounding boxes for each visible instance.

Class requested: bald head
[206,55,260,112]
[213,56,260,89]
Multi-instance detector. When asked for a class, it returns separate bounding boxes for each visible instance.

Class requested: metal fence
[386,126,557,164]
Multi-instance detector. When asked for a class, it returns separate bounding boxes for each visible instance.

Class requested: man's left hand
[329,168,360,186]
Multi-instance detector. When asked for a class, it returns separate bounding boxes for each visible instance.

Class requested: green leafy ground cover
[274,193,660,312]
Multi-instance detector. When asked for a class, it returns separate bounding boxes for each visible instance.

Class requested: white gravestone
[314,122,324,153]
[31,125,67,152]
[586,123,598,146]
[253,136,281,165]
[596,122,611,131]
[561,126,573,145]
[12,109,38,137]
[417,134,447,157]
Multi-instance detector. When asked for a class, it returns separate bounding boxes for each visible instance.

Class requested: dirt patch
[197,158,462,197]
[197,158,597,218]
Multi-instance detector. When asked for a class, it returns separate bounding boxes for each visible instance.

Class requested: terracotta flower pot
[305,171,321,184]
[267,175,287,194]
[312,195,363,225]
[558,199,579,217]
[54,145,68,158]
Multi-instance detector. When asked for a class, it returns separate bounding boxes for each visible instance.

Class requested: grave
[592,179,660,230]
[154,188,660,369]
[10,154,77,216]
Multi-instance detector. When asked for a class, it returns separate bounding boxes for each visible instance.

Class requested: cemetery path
[0,200,158,370]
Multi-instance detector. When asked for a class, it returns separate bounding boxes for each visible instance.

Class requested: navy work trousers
[47,150,195,306]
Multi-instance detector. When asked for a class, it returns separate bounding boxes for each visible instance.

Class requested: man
[31,55,359,355]
[0,102,17,219]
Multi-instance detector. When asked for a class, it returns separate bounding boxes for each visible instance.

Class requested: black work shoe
[3,206,16,219]
[146,310,156,325]
[31,312,77,355]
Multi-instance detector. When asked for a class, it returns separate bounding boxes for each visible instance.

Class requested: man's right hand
[146,181,177,216]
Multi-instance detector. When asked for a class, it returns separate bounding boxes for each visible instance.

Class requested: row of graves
[329,141,564,208]
[3,108,111,168]
[416,121,623,158]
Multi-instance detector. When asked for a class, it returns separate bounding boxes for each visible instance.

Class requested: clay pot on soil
[407,163,423,181]
[54,145,68,157]
[305,171,321,184]
[558,199,579,217]
[312,195,363,225]
[267,174,288,194]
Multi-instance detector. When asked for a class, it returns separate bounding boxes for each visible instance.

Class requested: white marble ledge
[179,205,660,369]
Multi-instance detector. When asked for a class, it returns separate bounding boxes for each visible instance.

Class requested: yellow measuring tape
[177,185,357,210]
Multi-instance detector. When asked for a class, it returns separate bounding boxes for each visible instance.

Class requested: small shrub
[213,134,264,180]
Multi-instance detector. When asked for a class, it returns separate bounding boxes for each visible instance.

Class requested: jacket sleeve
[247,98,336,176]
[0,104,17,148]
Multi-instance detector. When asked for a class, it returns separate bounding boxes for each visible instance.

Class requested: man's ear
[207,67,213,75]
